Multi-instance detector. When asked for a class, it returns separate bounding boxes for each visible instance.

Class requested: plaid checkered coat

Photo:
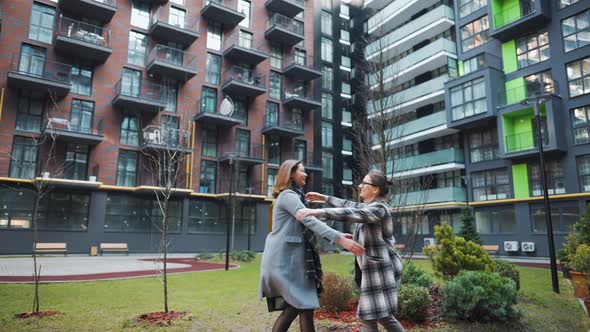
[322,196,403,321]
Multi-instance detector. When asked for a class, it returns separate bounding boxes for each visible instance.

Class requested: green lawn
[0,255,588,331]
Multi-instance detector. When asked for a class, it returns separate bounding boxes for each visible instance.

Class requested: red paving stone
[0,258,239,283]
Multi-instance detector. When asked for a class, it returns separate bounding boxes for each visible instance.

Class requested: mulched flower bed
[15,311,63,319]
[315,286,444,331]
[137,311,185,326]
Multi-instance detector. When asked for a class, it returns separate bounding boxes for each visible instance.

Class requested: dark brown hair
[367,170,393,198]
[272,159,302,198]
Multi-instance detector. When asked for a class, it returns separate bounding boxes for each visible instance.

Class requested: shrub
[457,207,481,245]
[425,225,494,279]
[197,251,215,260]
[442,271,520,322]
[493,259,520,290]
[320,272,355,313]
[401,261,433,288]
[397,284,431,322]
[572,243,590,273]
[230,250,256,262]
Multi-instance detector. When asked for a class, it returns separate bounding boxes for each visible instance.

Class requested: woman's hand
[306,192,327,202]
[335,236,365,256]
[295,208,321,221]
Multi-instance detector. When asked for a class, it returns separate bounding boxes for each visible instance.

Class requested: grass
[0,255,588,331]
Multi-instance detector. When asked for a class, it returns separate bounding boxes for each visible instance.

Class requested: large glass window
[322,65,333,91]
[266,102,279,126]
[165,80,178,112]
[459,0,487,18]
[207,22,222,51]
[36,193,90,231]
[572,105,590,144]
[9,137,37,179]
[472,169,511,201]
[71,65,93,96]
[322,93,333,119]
[29,2,55,44]
[559,0,581,8]
[233,99,248,125]
[238,0,251,28]
[461,16,489,51]
[64,144,88,180]
[322,151,333,179]
[474,207,516,234]
[169,6,186,27]
[450,77,486,120]
[270,71,282,100]
[517,31,550,68]
[567,56,590,97]
[295,140,307,163]
[205,53,221,85]
[468,128,499,162]
[201,128,217,157]
[236,129,250,157]
[0,189,34,229]
[131,0,150,29]
[531,205,579,233]
[463,54,486,75]
[201,86,217,113]
[120,116,139,146]
[562,9,590,52]
[128,31,148,66]
[270,43,282,69]
[578,154,590,192]
[19,44,46,77]
[116,150,137,187]
[529,161,565,196]
[321,37,333,63]
[70,99,93,133]
[321,121,333,148]
[121,67,141,97]
[268,136,280,165]
[15,92,43,132]
[105,194,182,233]
[267,168,278,197]
[188,199,225,233]
[199,160,217,193]
[321,11,332,36]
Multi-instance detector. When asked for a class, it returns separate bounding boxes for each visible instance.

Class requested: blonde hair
[272,159,302,198]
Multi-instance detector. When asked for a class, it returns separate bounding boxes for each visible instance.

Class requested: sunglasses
[360,181,377,187]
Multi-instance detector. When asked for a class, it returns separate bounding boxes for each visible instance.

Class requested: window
[238,0,251,28]
[0,189,35,229]
[239,30,253,48]
[128,31,148,66]
[116,150,138,187]
[439,212,462,234]
[531,205,579,233]
[321,121,333,148]
[269,71,282,100]
[201,128,217,157]
[9,137,37,179]
[559,0,581,8]
[322,0,332,9]
[29,2,55,44]
[578,154,590,192]
[164,80,178,112]
[236,129,250,157]
[340,3,350,18]
[322,151,333,179]
[15,92,43,132]
[207,22,222,51]
[461,16,489,51]
[188,200,225,233]
[19,44,46,77]
[169,7,186,28]
[524,70,554,95]
[516,31,550,68]
[131,0,150,29]
[321,11,332,36]
[562,9,590,52]
[161,115,179,148]
[205,53,221,85]
[201,86,217,113]
[468,128,498,162]
[267,168,278,197]
[472,169,511,201]
[266,102,279,126]
[450,77,486,120]
[268,136,280,165]
[270,44,282,68]
[64,144,88,180]
[105,194,182,233]
[322,66,333,90]
[463,54,486,75]
[567,56,590,97]
[459,0,487,18]
[401,215,430,235]
[233,99,248,125]
[70,99,93,133]
[295,140,307,163]
[120,116,139,146]
[199,160,217,193]
[292,108,303,129]
[572,106,590,144]
[529,161,565,196]
[36,193,90,231]
[321,37,333,63]
[322,93,333,119]
[71,65,93,96]
[121,68,141,97]
[474,207,516,234]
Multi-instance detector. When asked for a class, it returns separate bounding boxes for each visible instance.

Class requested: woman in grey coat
[296,170,405,332]
[259,160,365,332]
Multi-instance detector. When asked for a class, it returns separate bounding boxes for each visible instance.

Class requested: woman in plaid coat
[296,170,405,332]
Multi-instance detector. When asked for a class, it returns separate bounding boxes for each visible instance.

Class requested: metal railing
[205,0,240,11]
[217,179,263,196]
[219,143,264,161]
[114,78,166,103]
[44,116,104,136]
[148,44,197,69]
[267,13,304,35]
[498,80,558,107]
[141,125,191,149]
[283,53,317,70]
[56,15,111,48]
[10,53,72,83]
[283,87,316,101]
[151,7,199,32]
[223,66,266,88]
[281,150,321,170]
[505,131,548,153]
[223,30,266,52]
[90,0,117,6]
[263,114,303,131]
[493,1,536,29]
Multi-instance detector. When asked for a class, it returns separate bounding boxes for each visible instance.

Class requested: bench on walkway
[482,245,500,257]
[394,243,406,252]
[100,243,129,255]
[34,243,67,256]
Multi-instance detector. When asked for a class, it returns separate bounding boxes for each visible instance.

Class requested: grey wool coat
[259,189,342,309]
[322,196,403,321]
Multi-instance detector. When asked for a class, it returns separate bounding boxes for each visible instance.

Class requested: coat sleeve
[278,190,342,243]
[325,195,366,209]
[319,203,387,224]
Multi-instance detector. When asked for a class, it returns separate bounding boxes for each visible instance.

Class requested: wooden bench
[482,245,500,257]
[100,243,129,255]
[34,243,67,256]
[394,243,406,252]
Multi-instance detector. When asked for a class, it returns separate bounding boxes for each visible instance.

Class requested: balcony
[149,8,199,46]
[218,144,265,167]
[366,5,454,61]
[367,0,439,35]
[55,16,112,63]
[201,0,245,28]
[265,0,304,18]
[392,187,466,207]
[390,148,464,179]
[261,115,304,138]
[265,14,304,47]
[146,45,197,82]
[283,54,321,81]
[193,97,243,127]
[7,53,71,97]
[369,39,456,90]
[141,125,192,154]
[58,0,116,22]
[216,179,264,197]
[222,32,268,66]
[42,116,104,145]
[222,66,267,97]
[282,88,320,111]
[112,79,167,114]
[282,150,322,172]
[491,0,550,41]
[372,112,457,148]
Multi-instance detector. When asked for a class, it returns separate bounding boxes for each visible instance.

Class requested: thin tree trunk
[163,200,169,313]
[32,194,40,314]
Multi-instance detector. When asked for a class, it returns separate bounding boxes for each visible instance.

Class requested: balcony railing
[218,143,265,162]
[284,52,316,69]
[9,53,72,84]
[281,150,322,170]
[114,78,166,103]
[505,131,548,153]
[368,74,448,114]
[498,80,558,107]
[268,13,304,35]
[493,1,535,29]
[392,148,464,174]
[56,16,111,48]
[148,44,197,69]
[44,116,104,136]
[263,114,304,131]
[151,7,199,32]
[223,66,266,88]
[141,125,191,150]
[372,112,447,145]
[217,179,264,196]
[393,187,466,206]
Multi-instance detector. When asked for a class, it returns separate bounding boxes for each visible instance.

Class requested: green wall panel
[458,60,464,76]
[502,40,518,74]
[505,77,525,106]
[492,0,522,28]
[512,164,529,198]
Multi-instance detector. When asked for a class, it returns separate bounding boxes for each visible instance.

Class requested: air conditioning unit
[504,241,519,252]
[522,242,536,252]
[423,238,436,247]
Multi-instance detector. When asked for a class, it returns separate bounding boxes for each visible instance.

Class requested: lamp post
[520,88,559,294]
[225,152,236,271]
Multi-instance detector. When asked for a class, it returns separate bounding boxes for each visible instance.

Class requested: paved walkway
[0,254,238,283]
